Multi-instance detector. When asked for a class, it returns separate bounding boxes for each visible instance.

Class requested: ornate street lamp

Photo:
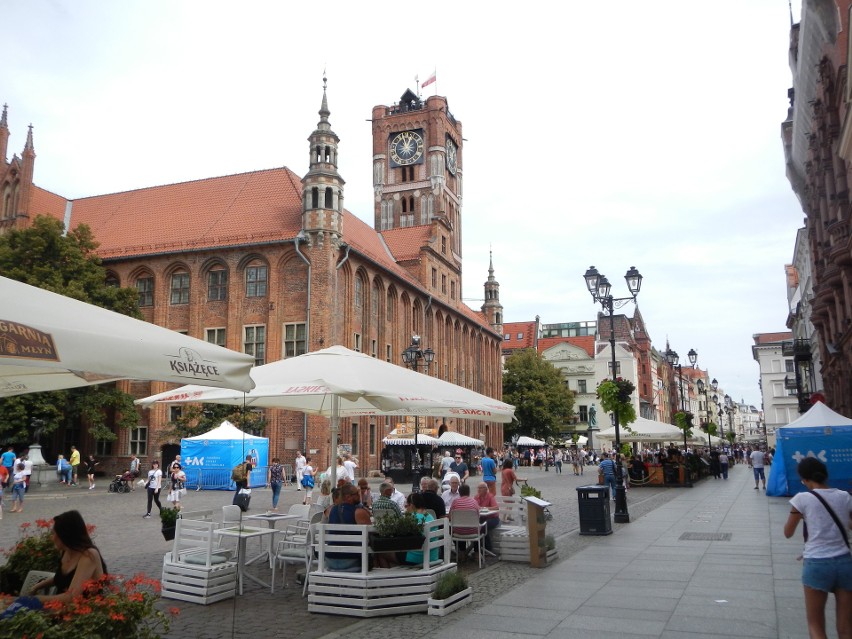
[724,394,734,446]
[401,335,434,490]
[583,265,642,523]
[666,347,696,486]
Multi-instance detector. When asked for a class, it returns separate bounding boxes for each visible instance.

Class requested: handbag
[235,488,252,512]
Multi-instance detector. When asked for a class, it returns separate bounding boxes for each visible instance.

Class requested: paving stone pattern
[2,464,675,639]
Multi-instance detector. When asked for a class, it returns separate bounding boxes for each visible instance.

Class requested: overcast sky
[2,1,805,407]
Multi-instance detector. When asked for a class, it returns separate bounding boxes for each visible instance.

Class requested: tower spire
[0,104,9,165]
[24,123,34,152]
[482,248,503,334]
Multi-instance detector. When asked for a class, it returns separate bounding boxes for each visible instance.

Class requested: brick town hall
[0,79,506,474]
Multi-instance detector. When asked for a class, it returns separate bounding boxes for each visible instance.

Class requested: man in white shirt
[439,451,454,478]
[295,451,306,490]
[441,475,461,509]
[385,478,406,509]
[343,454,358,482]
[750,449,766,490]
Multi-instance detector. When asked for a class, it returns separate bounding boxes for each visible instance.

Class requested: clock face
[445,137,458,175]
[390,130,424,166]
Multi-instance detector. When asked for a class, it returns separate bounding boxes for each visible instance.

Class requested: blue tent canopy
[766,402,852,496]
[180,421,269,490]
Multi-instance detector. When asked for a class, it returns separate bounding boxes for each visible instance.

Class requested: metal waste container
[576,485,612,536]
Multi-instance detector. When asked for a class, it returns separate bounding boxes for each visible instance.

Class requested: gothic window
[208,269,228,301]
[371,282,379,317]
[402,198,408,213]
[244,325,266,366]
[354,277,363,309]
[137,277,154,307]
[386,291,394,322]
[105,274,119,288]
[324,146,331,162]
[170,272,190,305]
[246,265,268,297]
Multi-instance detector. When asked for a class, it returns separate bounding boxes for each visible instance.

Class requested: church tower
[371,91,463,255]
[302,75,345,248]
[482,250,503,334]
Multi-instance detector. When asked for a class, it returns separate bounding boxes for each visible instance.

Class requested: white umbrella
[596,416,684,442]
[516,435,546,446]
[136,345,514,484]
[0,276,255,397]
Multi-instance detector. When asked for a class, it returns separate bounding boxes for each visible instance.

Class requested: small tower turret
[482,250,503,334]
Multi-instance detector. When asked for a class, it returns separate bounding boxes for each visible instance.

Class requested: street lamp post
[666,347,696,486]
[583,265,642,524]
[696,379,710,447]
[724,394,734,448]
[401,335,435,491]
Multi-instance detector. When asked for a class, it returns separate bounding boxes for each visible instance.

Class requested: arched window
[311,187,319,208]
[325,187,333,208]
[170,271,190,305]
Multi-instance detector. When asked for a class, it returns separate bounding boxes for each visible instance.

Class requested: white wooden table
[214,526,276,594]
[245,512,303,567]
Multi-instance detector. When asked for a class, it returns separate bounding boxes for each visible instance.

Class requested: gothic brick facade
[0,82,505,473]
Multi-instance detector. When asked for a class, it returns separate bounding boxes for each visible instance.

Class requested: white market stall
[595,417,684,443]
[180,421,269,490]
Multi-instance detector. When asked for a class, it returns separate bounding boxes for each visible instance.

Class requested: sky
[2,0,806,408]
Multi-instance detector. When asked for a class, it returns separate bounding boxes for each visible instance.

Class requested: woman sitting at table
[474,481,501,541]
[400,492,439,566]
[1,510,107,619]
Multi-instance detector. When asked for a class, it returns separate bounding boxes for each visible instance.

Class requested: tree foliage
[161,404,267,442]
[0,216,141,445]
[502,349,574,441]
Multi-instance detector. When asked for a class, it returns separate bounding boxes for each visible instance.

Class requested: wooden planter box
[369,534,424,553]
[546,548,558,565]
[427,587,472,617]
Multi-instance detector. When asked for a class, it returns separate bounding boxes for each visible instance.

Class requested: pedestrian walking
[294,451,306,490]
[167,464,186,511]
[267,457,284,511]
[599,452,617,500]
[69,446,80,486]
[84,455,99,490]
[143,460,163,518]
[783,457,852,639]
[8,463,26,513]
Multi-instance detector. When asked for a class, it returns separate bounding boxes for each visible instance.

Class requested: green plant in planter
[159,508,179,528]
[520,484,541,499]
[596,377,637,431]
[371,511,423,538]
[545,534,556,551]
[433,571,469,599]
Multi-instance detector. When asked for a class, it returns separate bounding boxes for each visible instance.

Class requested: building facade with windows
[752,331,800,446]
[0,84,505,471]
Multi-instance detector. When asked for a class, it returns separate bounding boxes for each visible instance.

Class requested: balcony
[782,339,812,361]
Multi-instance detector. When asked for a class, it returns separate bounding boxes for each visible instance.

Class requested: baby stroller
[108,470,133,493]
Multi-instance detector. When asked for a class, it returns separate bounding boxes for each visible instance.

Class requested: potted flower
[369,511,425,552]
[427,571,471,616]
[0,519,61,596]
[160,508,179,541]
[0,573,177,638]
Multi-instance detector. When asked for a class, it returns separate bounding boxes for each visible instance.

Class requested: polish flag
[422,70,436,88]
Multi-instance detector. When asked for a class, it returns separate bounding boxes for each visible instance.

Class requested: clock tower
[371,90,463,258]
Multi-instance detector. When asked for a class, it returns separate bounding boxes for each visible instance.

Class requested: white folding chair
[271,520,317,596]
[449,509,487,568]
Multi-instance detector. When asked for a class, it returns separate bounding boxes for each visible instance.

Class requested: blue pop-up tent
[767,402,852,496]
[180,421,269,490]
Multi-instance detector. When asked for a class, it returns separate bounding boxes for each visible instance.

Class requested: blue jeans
[720,463,729,479]
[270,481,282,508]
[12,483,25,503]
[603,475,616,498]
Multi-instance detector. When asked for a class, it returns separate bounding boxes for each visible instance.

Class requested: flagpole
[416,75,420,98]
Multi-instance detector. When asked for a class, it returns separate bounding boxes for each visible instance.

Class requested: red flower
[169,606,181,616]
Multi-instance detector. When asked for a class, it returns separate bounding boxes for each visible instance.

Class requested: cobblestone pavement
[0,463,684,638]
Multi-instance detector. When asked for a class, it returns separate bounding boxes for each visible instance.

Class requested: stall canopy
[767,402,852,496]
[180,421,269,490]
[381,429,438,446]
[596,417,684,442]
[516,435,546,447]
[0,275,255,397]
[436,431,484,448]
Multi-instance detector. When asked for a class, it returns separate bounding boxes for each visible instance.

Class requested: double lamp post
[402,334,434,490]
[665,347,696,486]
[583,265,642,524]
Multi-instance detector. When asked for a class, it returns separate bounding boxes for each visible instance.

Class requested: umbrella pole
[329,395,339,487]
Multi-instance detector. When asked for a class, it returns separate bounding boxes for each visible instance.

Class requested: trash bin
[576,485,612,536]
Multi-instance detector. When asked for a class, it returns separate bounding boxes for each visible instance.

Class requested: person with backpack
[232,454,253,507]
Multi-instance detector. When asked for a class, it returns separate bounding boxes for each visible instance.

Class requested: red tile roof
[753,331,793,345]
[538,335,595,357]
[502,321,537,349]
[29,169,494,332]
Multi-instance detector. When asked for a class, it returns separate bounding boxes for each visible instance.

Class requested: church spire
[0,104,8,166]
[24,123,34,153]
[301,73,345,247]
[481,248,503,334]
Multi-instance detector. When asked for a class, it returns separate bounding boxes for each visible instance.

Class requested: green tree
[0,215,141,445]
[502,349,574,441]
[161,404,267,441]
